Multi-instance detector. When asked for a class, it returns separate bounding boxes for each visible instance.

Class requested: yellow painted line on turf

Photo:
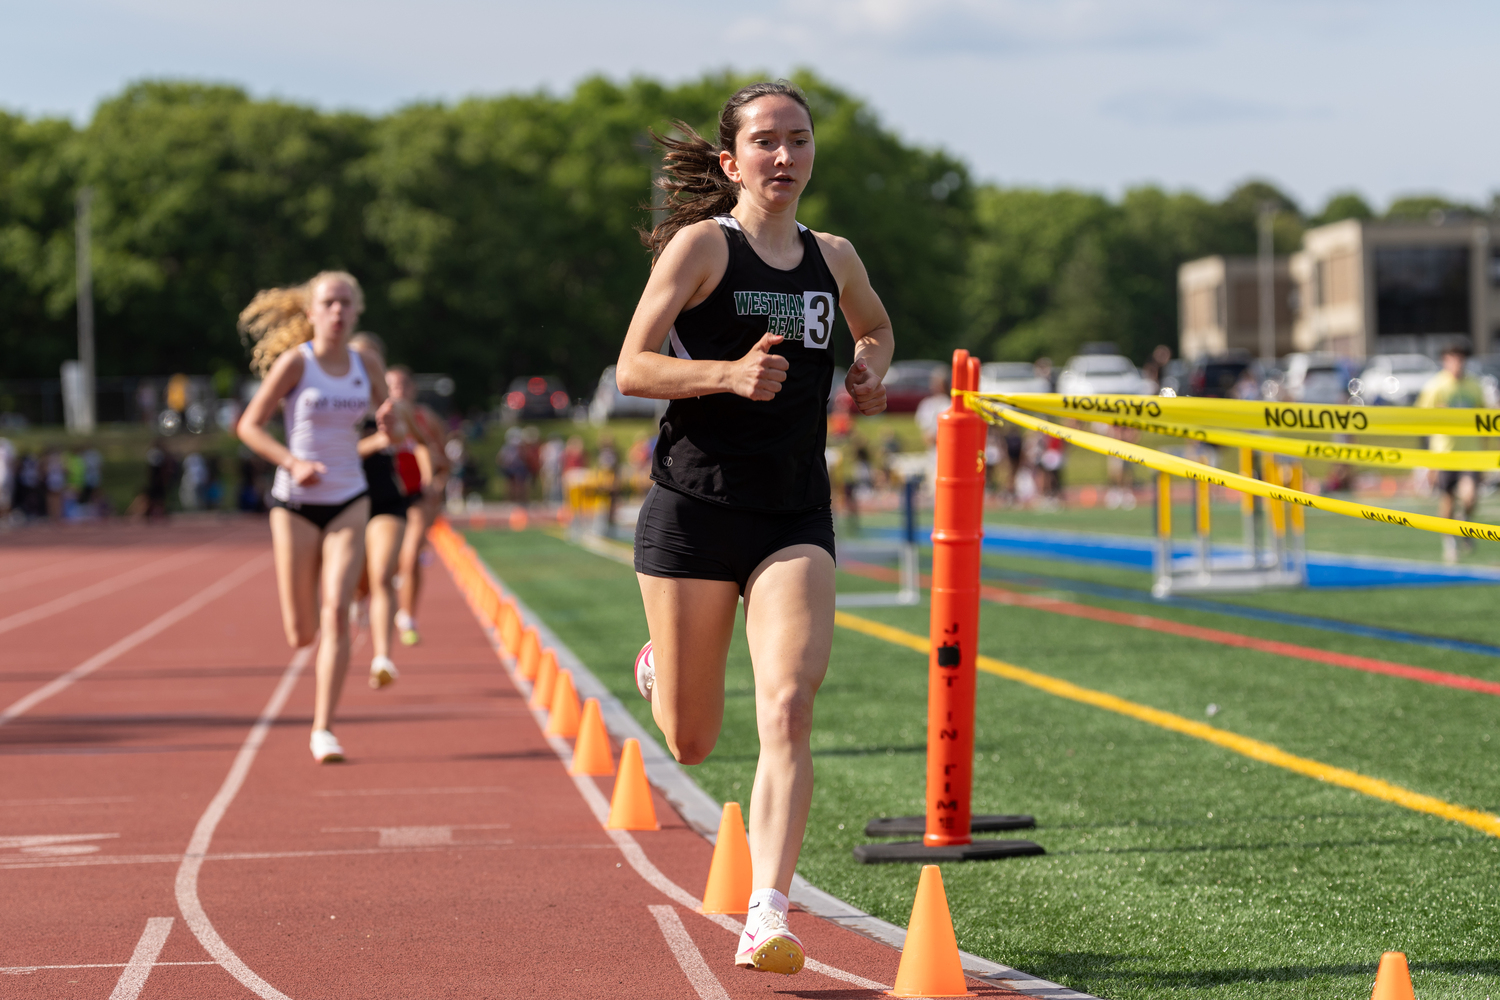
[833,610,1500,840]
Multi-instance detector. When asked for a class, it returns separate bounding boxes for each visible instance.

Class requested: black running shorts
[1437,470,1478,495]
[633,485,835,594]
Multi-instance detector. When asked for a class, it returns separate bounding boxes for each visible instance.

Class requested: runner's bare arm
[616,220,790,402]
[236,351,326,483]
[816,232,893,416]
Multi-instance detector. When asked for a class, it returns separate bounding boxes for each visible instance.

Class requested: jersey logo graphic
[803,291,833,350]
[734,290,808,340]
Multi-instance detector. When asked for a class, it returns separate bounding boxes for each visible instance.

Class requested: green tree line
[0,71,1461,408]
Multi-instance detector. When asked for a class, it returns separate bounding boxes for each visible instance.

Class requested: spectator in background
[1039,433,1066,501]
[180,452,206,510]
[17,451,42,518]
[562,435,588,473]
[44,447,66,519]
[497,428,528,503]
[539,435,565,503]
[202,453,222,510]
[1231,368,1261,400]
[1418,341,1485,562]
[238,444,269,511]
[143,439,174,520]
[81,448,102,507]
[915,369,950,495]
[520,427,542,498]
[1034,357,1055,390]
[0,437,13,518]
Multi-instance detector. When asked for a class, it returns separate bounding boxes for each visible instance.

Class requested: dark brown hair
[641,81,814,260]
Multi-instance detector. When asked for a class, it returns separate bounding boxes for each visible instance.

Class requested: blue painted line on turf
[976,565,1500,660]
[862,524,1500,589]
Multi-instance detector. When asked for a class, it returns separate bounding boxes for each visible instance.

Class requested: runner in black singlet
[615,81,894,975]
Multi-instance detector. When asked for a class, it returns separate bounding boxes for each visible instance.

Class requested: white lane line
[311,785,511,797]
[0,554,270,728]
[0,841,614,871]
[0,550,126,597]
[454,557,894,993]
[174,645,311,1000]
[2,962,215,975]
[0,537,234,636]
[649,905,732,1000]
[107,917,174,1000]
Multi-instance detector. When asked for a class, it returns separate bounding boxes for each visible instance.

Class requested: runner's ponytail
[642,81,813,262]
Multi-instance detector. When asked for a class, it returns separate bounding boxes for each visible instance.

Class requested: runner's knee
[757,682,816,747]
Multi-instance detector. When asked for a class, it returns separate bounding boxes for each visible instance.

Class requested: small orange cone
[545,669,581,737]
[528,649,558,710]
[605,738,659,830]
[569,698,614,776]
[509,507,529,531]
[1370,952,1415,1000]
[889,865,973,998]
[699,802,752,914]
[500,603,522,655]
[517,629,541,681]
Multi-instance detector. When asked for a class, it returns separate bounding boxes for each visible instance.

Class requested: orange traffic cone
[1371,952,1415,1000]
[500,603,522,656]
[569,698,614,776]
[517,629,541,681]
[605,738,659,830]
[528,649,558,710]
[699,802,752,914]
[545,670,581,737]
[889,865,973,998]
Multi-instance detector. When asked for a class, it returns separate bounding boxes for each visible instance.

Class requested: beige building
[1177,255,1295,361]
[1290,217,1498,359]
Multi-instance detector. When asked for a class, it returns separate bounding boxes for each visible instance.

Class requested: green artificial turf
[467,525,1500,999]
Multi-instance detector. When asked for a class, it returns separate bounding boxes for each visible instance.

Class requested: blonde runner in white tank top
[271,342,371,505]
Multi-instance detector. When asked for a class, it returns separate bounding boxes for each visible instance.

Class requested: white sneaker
[634,640,654,700]
[369,655,398,690]
[310,729,345,763]
[734,904,804,974]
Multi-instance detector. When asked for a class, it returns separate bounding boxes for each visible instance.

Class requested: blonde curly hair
[239,270,364,375]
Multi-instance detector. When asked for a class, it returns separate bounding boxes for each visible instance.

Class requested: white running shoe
[634,640,654,700]
[734,904,805,974]
[369,655,398,690]
[310,729,345,763]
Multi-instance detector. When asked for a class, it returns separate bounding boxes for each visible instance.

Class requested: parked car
[1184,354,1268,398]
[588,365,667,424]
[504,376,570,420]
[882,360,950,413]
[978,362,1050,396]
[1055,354,1151,395]
[1281,353,1355,404]
[1356,354,1440,405]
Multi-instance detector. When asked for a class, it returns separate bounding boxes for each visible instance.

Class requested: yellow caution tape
[962,393,1500,541]
[975,391,1500,437]
[1068,413,1500,472]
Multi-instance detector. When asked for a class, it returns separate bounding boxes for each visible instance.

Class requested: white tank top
[271,342,370,505]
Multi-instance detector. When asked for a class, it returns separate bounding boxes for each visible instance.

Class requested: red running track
[1,519,1017,999]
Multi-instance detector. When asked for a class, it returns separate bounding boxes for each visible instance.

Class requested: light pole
[74,186,96,432]
[1257,201,1277,366]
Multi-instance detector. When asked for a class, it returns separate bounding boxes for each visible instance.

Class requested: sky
[3,0,1498,213]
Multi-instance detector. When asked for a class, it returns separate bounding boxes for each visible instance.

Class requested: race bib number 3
[803,291,833,350]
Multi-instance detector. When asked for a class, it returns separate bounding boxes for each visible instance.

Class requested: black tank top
[360,417,406,507]
[652,216,839,512]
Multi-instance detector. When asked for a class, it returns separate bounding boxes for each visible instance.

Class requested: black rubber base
[852,839,1045,864]
[863,814,1036,837]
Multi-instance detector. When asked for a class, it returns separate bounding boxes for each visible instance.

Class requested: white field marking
[0,553,270,728]
[0,832,118,850]
[649,905,732,1000]
[0,537,232,636]
[320,824,511,847]
[174,645,310,1000]
[0,796,134,807]
[452,556,895,993]
[0,841,617,871]
[2,962,215,975]
[310,785,511,797]
[0,550,126,597]
[107,917,174,1000]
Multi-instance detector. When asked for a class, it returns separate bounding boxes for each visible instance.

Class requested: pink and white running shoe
[634,640,654,701]
[734,904,805,974]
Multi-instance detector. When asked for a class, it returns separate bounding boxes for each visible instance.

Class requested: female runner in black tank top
[616,81,893,975]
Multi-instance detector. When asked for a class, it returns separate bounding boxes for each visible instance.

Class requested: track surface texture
[1,519,1008,999]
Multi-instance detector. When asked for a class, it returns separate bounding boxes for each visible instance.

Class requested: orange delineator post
[924,351,986,849]
[854,351,1042,863]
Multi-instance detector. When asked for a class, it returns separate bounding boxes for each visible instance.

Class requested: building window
[1374,246,1470,336]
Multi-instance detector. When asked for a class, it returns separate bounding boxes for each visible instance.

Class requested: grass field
[468,510,1500,999]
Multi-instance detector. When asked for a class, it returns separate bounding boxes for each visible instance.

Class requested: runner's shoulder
[809,230,863,284]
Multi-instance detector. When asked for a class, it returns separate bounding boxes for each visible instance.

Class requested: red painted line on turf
[843,559,1500,697]
[0,553,271,727]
